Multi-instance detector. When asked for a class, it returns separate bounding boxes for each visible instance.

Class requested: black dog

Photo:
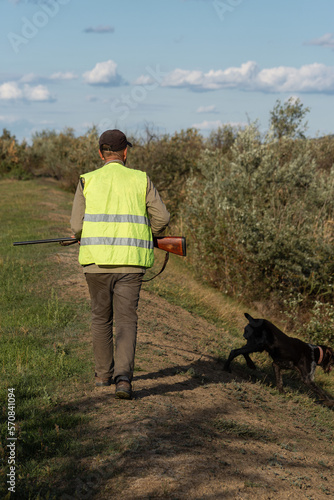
[224,313,334,403]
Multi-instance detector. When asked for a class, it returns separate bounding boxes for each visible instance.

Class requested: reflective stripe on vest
[80,237,154,249]
[78,162,154,268]
[83,214,150,225]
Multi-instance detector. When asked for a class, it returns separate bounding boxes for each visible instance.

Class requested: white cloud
[86,95,99,102]
[306,33,334,49]
[0,82,22,100]
[160,62,258,90]
[196,105,218,113]
[0,81,55,102]
[192,120,245,131]
[19,71,78,84]
[84,25,114,34]
[83,60,125,86]
[23,84,53,101]
[50,71,78,81]
[133,75,153,86]
[0,114,19,123]
[19,73,40,84]
[137,61,334,94]
[257,63,334,93]
[192,120,224,130]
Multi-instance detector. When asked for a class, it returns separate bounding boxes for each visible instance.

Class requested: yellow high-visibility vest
[78,162,154,268]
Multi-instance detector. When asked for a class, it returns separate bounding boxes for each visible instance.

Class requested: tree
[269,97,310,140]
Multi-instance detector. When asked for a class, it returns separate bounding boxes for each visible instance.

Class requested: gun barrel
[13,238,77,246]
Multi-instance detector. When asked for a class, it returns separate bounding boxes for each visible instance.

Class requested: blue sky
[1,0,334,142]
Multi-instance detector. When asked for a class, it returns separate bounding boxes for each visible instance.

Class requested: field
[1,179,333,499]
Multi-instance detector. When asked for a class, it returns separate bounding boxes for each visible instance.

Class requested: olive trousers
[85,273,142,382]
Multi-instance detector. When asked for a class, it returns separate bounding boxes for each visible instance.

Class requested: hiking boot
[95,375,112,387]
[115,380,132,399]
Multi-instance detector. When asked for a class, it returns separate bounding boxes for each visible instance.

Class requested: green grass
[144,251,243,335]
[0,180,92,499]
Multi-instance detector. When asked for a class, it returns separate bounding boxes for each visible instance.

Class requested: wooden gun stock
[153,236,186,257]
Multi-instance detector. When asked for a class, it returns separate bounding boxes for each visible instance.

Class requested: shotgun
[13,236,187,257]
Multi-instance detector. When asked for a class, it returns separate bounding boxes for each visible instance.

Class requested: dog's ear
[245,312,263,327]
[322,347,334,372]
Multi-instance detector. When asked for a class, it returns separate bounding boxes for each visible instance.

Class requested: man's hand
[60,236,79,246]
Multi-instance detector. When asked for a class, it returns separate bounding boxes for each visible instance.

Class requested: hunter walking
[70,129,170,399]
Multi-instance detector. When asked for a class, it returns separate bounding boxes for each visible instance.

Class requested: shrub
[309,135,334,173]
[206,124,239,157]
[181,123,334,340]
[128,127,203,216]
[29,127,99,191]
[0,128,31,179]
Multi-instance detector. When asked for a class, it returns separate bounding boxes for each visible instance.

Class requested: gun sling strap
[141,251,169,282]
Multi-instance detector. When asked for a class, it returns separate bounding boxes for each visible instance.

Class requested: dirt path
[55,246,334,500]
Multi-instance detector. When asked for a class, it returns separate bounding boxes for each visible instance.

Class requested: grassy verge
[144,250,248,331]
[143,250,334,397]
[0,179,92,499]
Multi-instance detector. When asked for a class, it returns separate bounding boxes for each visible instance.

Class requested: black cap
[99,129,133,152]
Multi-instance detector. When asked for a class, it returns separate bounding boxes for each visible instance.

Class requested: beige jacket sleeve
[70,180,85,239]
[146,175,170,235]
[70,174,170,238]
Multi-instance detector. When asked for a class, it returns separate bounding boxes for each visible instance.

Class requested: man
[70,129,170,399]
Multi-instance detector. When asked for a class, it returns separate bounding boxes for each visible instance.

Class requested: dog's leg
[244,353,257,370]
[223,349,238,372]
[273,362,284,393]
[296,361,334,402]
[299,371,334,405]
[224,345,261,372]
[302,377,334,402]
